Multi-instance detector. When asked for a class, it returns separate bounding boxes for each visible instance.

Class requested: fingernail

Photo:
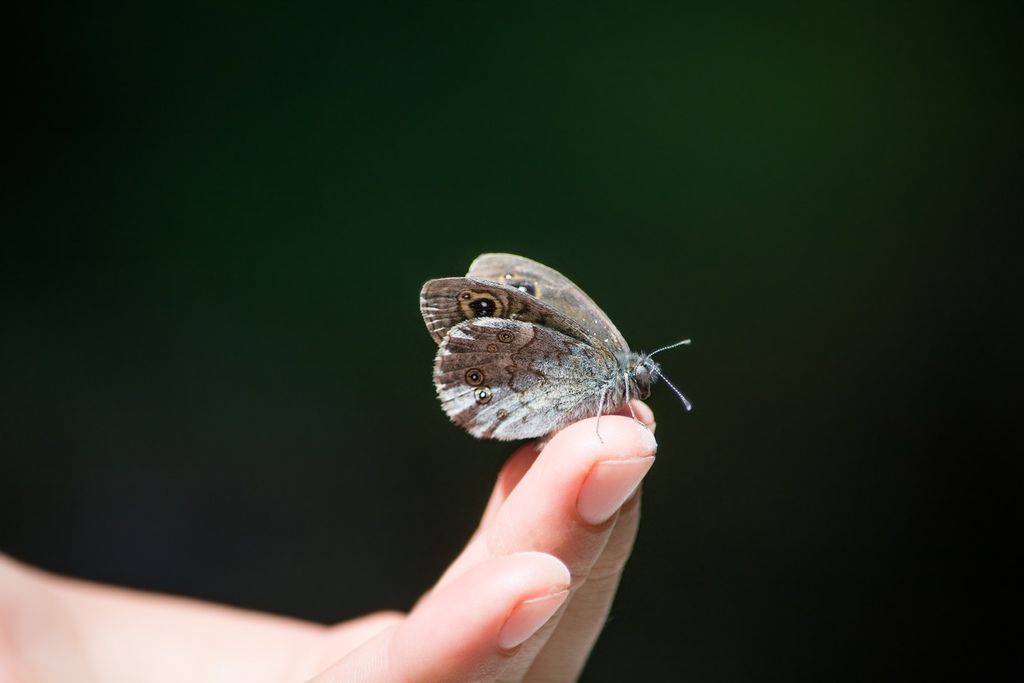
[498,589,570,650]
[577,455,656,525]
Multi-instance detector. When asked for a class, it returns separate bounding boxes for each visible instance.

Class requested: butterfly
[420,253,691,440]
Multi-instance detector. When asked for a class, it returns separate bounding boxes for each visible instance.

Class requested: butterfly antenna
[646,338,691,358]
[655,369,693,412]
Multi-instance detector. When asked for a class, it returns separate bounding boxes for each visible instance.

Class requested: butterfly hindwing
[434,318,617,440]
[467,253,630,353]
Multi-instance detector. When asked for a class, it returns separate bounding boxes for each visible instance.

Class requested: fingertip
[462,551,570,607]
[509,550,571,589]
[616,399,655,427]
[384,552,571,681]
[493,552,571,652]
[544,414,658,462]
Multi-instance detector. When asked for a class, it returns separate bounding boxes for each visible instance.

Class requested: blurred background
[3,2,1019,680]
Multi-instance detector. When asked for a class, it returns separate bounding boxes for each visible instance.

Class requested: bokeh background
[4,3,1019,680]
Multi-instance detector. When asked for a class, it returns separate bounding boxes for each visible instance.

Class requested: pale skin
[0,402,658,683]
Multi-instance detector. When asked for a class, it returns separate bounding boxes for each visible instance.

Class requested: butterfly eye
[497,330,515,343]
[464,368,485,386]
[475,387,493,404]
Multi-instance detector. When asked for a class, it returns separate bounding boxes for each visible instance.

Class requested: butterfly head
[629,356,661,400]
[631,340,693,412]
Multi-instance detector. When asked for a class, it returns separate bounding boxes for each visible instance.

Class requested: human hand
[0,403,657,682]
[312,401,658,682]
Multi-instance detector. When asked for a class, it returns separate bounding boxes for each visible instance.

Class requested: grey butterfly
[420,253,691,440]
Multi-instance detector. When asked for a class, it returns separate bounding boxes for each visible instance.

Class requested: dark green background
[4,3,1019,680]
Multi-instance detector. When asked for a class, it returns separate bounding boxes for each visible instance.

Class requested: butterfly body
[421,254,683,441]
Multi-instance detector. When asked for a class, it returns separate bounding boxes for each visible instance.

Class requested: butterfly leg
[594,387,608,444]
[623,371,641,425]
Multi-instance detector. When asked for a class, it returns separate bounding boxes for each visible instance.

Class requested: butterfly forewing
[420,277,596,347]
[434,318,617,440]
[467,253,630,353]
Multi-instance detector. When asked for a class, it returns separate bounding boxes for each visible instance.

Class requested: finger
[521,401,654,680]
[310,552,570,683]
[486,413,655,680]
[433,400,654,594]
[488,411,656,579]
[524,486,643,681]
[520,402,652,679]
[484,400,653,534]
